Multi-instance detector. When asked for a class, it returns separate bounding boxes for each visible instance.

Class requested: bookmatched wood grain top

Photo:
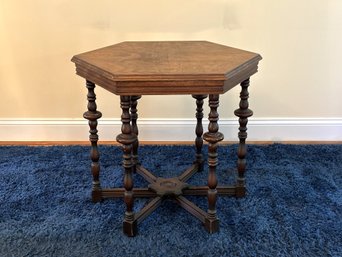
[71,41,262,95]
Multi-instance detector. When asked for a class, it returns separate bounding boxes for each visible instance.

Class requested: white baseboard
[0,118,341,142]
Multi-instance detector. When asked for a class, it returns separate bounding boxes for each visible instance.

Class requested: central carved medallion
[148,177,189,197]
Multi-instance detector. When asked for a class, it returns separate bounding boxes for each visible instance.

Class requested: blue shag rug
[0,144,341,257]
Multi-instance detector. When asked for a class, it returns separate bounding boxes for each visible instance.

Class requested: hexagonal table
[71,41,262,236]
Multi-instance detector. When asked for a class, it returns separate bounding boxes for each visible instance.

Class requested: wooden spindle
[83,80,102,202]
[116,96,137,236]
[130,96,141,172]
[203,94,224,233]
[234,78,253,197]
[192,95,207,171]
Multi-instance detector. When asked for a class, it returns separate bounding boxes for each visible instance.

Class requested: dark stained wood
[116,96,137,236]
[203,94,224,233]
[148,177,189,197]
[135,197,163,224]
[234,78,253,197]
[175,196,207,223]
[101,188,156,198]
[72,41,262,236]
[136,165,157,183]
[183,186,236,196]
[99,186,237,198]
[71,41,261,95]
[130,95,141,173]
[82,80,102,202]
[192,95,207,171]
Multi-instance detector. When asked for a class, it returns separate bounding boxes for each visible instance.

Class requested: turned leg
[116,96,138,236]
[234,78,253,197]
[130,96,141,173]
[192,95,207,172]
[203,94,224,233]
[83,80,102,202]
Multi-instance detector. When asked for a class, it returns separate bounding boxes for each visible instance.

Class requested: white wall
[1,0,341,141]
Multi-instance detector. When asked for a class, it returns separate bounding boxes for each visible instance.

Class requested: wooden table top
[72,41,262,95]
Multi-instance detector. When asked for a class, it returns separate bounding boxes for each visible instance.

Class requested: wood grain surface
[71,41,262,95]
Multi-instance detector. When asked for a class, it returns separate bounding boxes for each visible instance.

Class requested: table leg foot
[91,190,102,203]
[235,185,246,198]
[204,217,219,233]
[123,219,138,237]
